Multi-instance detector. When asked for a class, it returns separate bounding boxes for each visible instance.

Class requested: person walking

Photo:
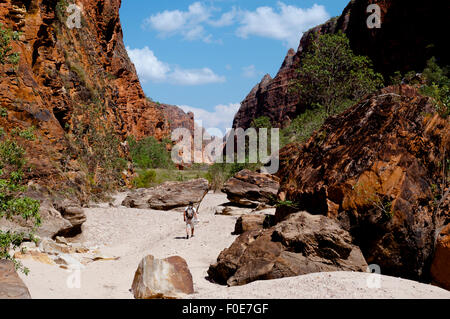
[184,201,198,239]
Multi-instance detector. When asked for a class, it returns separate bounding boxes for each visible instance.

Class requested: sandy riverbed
[17,192,450,299]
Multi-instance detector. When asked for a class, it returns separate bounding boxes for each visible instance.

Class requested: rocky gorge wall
[232,0,450,130]
[0,0,194,196]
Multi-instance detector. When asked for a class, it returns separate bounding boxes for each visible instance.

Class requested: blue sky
[120,0,349,134]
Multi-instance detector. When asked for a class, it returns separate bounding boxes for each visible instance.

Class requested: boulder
[276,86,450,281]
[0,202,71,239]
[53,201,87,237]
[233,215,268,235]
[222,170,280,207]
[122,178,209,210]
[208,211,368,286]
[431,224,450,290]
[131,255,194,299]
[0,260,31,299]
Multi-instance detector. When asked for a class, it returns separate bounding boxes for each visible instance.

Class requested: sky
[120,0,349,134]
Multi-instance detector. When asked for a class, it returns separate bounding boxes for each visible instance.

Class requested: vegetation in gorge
[0,26,40,273]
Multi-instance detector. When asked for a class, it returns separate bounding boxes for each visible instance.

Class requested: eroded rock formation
[208,211,367,286]
[122,178,209,210]
[131,255,194,299]
[276,85,449,281]
[221,169,280,207]
[232,0,450,130]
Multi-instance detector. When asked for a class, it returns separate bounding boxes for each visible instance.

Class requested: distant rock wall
[232,0,450,130]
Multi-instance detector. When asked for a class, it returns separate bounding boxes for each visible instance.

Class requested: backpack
[186,206,195,219]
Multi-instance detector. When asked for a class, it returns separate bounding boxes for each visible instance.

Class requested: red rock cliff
[0,0,189,194]
[233,0,450,130]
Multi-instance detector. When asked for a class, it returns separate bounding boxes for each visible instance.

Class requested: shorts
[186,218,194,229]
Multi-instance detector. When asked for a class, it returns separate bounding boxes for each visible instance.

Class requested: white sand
[17,192,450,299]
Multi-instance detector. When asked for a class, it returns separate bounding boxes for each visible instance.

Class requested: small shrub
[128,136,174,170]
[132,169,156,188]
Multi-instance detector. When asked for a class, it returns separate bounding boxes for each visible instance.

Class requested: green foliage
[127,136,174,170]
[280,106,328,146]
[0,24,20,66]
[206,161,259,191]
[56,0,70,23]
[292,32,384,115]
[132,169,156,188]
[10,126,36,141]
[67,101,128,192]
[0,108,7,118]
[420,57,450,117]
[251,116,272,129]
[0,138,40,273]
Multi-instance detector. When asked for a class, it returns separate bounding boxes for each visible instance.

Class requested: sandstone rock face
[208,212,367,286]
[276,85,450,281]
[232,0,450,130]
[0,0,194,194]
[233,215,267,235]
[222,170,280,207]
[431,225,450,291]
[0,260,31,299]
[131,255,194,299]
[122,178,209,210]
[0,199,86,239]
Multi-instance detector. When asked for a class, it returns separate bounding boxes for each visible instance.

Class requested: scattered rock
[208,211,368,286]
[131,255,194,299]
[222,170,280,207]
[233,215,268,235]
[53,254,85,269]
[14,251,55,265]
[122,178,209,210]
[214,205,253,216]
[0,260,31,299]
[431,224,450,291]
[39,238,75,255]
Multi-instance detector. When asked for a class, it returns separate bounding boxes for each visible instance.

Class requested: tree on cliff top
[0,25,40,273]
[292,32,384,115]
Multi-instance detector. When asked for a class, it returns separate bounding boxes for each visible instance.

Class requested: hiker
[184,201,198,239]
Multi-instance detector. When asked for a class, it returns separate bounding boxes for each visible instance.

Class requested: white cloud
[127,46,225,85]
[144,2,214,43]
[208,7,238,27]
[170,67,226,85]
[143,2,328,47]
[236,3,329,48]
[126,46,170,82]
[242,65,258,78]
[180,103,240,135]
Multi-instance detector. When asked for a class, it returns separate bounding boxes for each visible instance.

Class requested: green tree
[0,26,40,273]
[127,136,174,169]
[292,32,384,115]
[420,57,450,117]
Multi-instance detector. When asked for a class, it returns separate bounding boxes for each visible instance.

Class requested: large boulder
[0,200,86,239]
[233,215,269,235]
[276,86,450,281]
[431,224,450,291]
[122,178,209,210]
[131,255,194,299]
[0,260,31,299]
[208,211,367,286]
[53,200,87,237]
[222,170,280,207]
